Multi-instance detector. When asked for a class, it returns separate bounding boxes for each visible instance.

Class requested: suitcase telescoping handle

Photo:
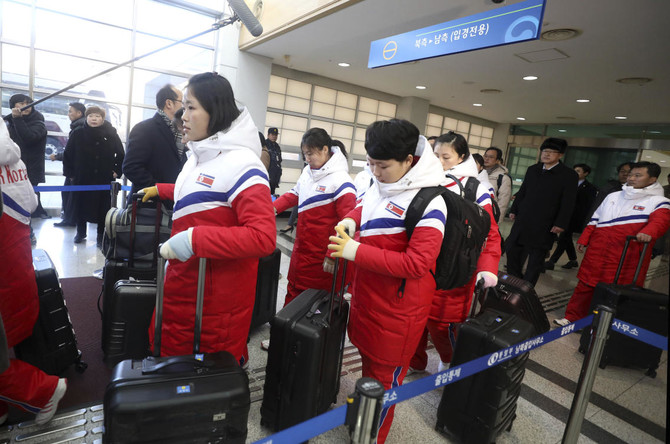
[129,193,163,269]
[613,236,650,285]
[468,278,486,318]
[328,257,348,325]
[153,253,207,356]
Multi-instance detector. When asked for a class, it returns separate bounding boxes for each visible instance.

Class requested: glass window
[286,79,311,99]
[359,97,378,113]
[131,69,188,107]
[283,115,308,132]
[313,86,336,104]
[310,120,333,134]
[444,117,458,131]
[312,102,334,119]
[334,107,355,122]
[482,127,494,138]
[36,0,134,27]
[265,111,283,129]
[332,124,353,140]
[425,125,441,137]
[336,91,357,108]
[269,75,286,93]
[135,1,215,46]
[35,10,132,63]
[427,113,443,127]
[134,34,214,74]
[378,101,396,118]
[456,120,470,134]
[357,111,376,126]
[267,92,285,109]
[282,130,304,147]
[1,44,30,85]
[2,2,32,45]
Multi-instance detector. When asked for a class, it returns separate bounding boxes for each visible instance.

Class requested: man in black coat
[505,138,578,286]
[545,163,598,270]
[265,127,282,195]
[122,84,185,199]
[3,94,48,221]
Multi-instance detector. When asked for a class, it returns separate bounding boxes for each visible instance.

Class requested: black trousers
[549,230,577,263]
[506,242,548,287]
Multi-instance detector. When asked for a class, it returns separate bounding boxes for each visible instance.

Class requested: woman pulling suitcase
[141,72,276,367]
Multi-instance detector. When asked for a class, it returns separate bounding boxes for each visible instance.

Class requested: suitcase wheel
[598,361,607,370]
[578,345,585,354]
[645,368,657,379]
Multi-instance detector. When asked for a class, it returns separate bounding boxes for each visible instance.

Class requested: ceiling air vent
[480,89,502,94]
[616,77,653,86]
[541,28,581,41]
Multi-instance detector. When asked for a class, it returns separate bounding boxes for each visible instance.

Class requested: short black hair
[9,93,32,109]
[258,131,266,148]
[186,73,241,137]
[485,146,503,161]
[69,102,86,115]
[472,153,484,168]
[573,163,591,175]
[630,161,661,178]
[301,127,332,150]
[436,131,470,161]
[617,162,632,173]
[155,84,179,109]
[331,139,348,159]
[365,119,419,161]
[427,135,438,142]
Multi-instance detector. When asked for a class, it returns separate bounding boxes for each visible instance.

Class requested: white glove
[337,218,357,237]
[323,257,335,274]
[160,228,194,261]
[476,271,498,289]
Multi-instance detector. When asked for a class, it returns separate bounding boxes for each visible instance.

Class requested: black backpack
[404,175,491,290]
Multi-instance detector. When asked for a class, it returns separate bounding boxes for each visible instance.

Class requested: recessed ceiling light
[660,160,666,163]
[416,85,427,90]
[648,130,661,134]
[558,129,567,132]
[473,103,483,107]
[337,62,350,67]
[576,99,590,103]
[516,117,526,121]
[523,76,538,81]
[645,155,652,159]
[615,116,627,120]
[541,28,581,41]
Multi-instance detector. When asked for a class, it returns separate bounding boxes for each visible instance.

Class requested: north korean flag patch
[633,205,645,211]
[385,201,405,217]
[196,173,215,188]
[315,184,327,193]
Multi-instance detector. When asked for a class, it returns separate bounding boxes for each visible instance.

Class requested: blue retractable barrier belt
[611,318,668,351]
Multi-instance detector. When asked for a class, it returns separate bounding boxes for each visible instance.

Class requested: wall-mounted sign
[368,0,546,69]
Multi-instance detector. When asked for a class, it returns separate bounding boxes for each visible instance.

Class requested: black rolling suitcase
[260,259,350,431]
[102,280,156,367]
[436,309,534,444]
[14,249,87,375]
[101,194,163,355]
[250,248,281,331]
[476,272,550,335]
[579,237,668,377]
[104,256,251,444]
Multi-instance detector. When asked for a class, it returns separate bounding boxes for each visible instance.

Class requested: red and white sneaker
[35,378,67,425]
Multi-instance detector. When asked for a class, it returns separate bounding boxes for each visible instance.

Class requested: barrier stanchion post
[562,305,615,444]
[346,377,385,444]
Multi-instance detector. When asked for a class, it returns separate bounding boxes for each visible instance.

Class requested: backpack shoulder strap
[464,177,480,202]
[497,173,503,190]
[404,186,446,239]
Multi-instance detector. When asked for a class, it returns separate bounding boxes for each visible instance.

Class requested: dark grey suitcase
[250,248,281,331]
[14,249,87,375]
[102,280,156,367]
[104,257,250,443]
[260,260,349,431]
[436,309,534,444]
[579,237,668,377]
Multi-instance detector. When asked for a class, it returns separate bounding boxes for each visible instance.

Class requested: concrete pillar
[396,96,430,132]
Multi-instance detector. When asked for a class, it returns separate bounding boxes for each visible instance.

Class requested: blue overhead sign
[368,0,546,68]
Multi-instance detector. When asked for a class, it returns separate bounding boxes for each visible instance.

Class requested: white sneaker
[261,339,270,351]
[437,361,450,373]
[406,367,425,376]
[343,292,352,302]
[553,318,570,327]
[35,378,67,425]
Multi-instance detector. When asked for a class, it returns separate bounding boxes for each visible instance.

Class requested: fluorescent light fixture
[649,130,661,134]
[516,117,526,121]
[523,75,538,80]
[473,103,483,107]
[415,85,427,90]
[576,99,590,103]
[558,129,567,132]
[614,116,627,120]
[338,62,350,67]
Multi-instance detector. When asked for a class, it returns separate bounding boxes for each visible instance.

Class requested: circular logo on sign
[487,352,499,366]
[383,41,398,60]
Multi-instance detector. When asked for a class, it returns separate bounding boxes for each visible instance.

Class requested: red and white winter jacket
[345,136,448,367]
[429,155,501,323]
[150,108,276,359]
[577,182,670,287]
[273,148,356,303]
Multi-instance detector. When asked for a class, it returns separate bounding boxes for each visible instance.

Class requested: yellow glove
[141,186,159,203]
[328,225,360,261]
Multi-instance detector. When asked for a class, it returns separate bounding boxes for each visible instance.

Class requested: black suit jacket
[509,161,578,249]
[570,179,598,232]
[122,113,185,195]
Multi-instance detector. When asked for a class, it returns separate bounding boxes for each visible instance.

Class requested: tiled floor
[24,214,668,443]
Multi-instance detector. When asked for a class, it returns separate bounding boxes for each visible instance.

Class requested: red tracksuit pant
[410,320,458,370]
[565,280,596,322]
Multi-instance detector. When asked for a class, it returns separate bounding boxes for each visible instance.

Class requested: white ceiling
[243,0,670,126]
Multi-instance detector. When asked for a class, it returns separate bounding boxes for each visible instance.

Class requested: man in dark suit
[122,84,185,199]
[505,138,578,286]
[545,163,598,270]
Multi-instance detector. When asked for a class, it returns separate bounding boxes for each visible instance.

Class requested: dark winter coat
[63,121,124,222]
[508,161,578,249]
[3,109,47,185]
[122,113,185,195]
[569,179,599,232]
[265,139,282,190]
